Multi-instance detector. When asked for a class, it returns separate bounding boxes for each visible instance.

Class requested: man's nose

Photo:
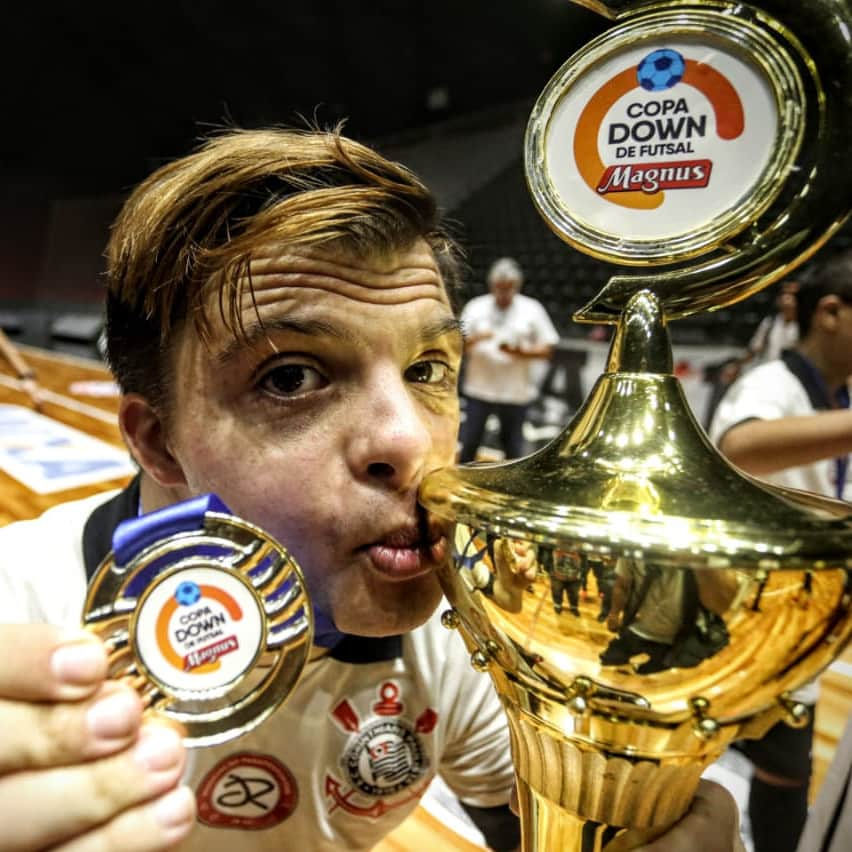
[349,373,433,490]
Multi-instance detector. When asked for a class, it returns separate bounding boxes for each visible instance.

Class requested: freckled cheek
[427,409,460,466]
[174,432,289,510]
[222,446,342,533]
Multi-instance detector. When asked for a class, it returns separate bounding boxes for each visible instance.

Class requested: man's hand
[635,780,745,852]
[0,624,195,852]
[498,341,554,359]
[464,331,495,349]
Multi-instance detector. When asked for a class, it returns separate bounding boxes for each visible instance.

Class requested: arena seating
[449,156,787,347]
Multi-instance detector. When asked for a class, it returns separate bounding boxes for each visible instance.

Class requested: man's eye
[405,361,450,385]
[260,363,326,396]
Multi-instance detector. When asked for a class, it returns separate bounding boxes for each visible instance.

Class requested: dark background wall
[0,1,603,309]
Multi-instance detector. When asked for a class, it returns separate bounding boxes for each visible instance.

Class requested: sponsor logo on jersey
[196,752,298,830]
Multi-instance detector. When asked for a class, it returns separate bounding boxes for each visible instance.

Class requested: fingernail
[135,726,184,772]
[86,689,140,740]
[51,638,106,685]
[151,786,195,833]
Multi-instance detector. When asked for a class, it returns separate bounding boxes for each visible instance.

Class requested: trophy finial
[606,289,672,374]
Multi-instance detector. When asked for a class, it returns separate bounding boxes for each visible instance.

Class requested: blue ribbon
[113,493,229,566]
[112,493,345,648]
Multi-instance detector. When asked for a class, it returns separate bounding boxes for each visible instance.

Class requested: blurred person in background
[458,257,559,462]
[703,278,800,429]
[745,278,800,368]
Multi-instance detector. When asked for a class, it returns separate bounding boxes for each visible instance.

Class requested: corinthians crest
[325,681,438,819]
[344,719,425,797]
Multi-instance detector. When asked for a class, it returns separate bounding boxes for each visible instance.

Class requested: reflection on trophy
[421,1,852,849]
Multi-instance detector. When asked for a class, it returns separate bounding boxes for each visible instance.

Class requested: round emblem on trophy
[525,8,805,264]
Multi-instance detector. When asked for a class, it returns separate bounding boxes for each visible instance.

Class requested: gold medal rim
[83,512,313,746]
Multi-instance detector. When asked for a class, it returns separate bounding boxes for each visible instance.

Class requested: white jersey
[709,355,852,501]
[0,486,515,852]
[461,292,559,405]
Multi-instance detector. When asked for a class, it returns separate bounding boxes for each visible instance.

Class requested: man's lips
[361,521,447,581]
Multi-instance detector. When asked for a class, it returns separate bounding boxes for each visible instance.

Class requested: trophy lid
[421,291,852,571]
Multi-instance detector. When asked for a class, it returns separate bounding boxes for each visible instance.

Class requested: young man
[0,128,741,852]
[710,248,852,852]
[458,257,559,462]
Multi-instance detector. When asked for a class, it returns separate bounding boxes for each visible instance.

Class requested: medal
[83,494,312,746]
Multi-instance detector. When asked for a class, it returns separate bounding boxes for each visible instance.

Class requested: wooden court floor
[0,345,849,851]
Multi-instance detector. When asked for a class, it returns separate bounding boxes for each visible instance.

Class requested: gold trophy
[420,1,852,849]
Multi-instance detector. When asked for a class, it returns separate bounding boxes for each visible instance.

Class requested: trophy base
[516,778,669,852]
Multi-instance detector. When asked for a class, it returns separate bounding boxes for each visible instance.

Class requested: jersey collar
[782,349,851,411]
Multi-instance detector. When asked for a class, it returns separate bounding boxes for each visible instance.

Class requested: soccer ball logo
[637,49,685,92]
[175,580,201,606]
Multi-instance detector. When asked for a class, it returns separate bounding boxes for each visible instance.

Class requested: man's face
[778,281,798,321]
[161,239,462,637]
[491,277,517,309]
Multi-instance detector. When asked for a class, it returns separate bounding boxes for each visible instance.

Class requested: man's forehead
[248,239,442,282]
[201,240,459,363]
[210,304,462,367]
[227,239,451,320]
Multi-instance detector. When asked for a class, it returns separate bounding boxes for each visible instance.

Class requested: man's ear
[119,394,187,488]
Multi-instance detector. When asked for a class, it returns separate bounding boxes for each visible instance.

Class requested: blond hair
[105,126,463,411]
